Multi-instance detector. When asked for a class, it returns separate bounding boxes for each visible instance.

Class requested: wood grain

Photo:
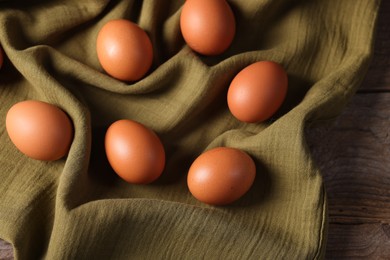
[308,93,390,224]
[307,1,390,258]
[326,223,390,259]
[307,93,390,258]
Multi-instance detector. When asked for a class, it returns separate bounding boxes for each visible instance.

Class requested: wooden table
[307,1,390,258]
[1,2,389,259]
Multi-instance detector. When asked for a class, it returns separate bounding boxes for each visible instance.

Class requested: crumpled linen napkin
[0,0,380,259]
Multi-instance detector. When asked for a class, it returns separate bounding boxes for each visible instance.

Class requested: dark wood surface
[1,1,389,259]
[308,1,390,258]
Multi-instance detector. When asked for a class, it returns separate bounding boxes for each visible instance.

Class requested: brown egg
[187,147,256,205]
[180,0,236,56]
[0,45,3,69]
[6,100,73,161]
[96,19,153,81]
[227,61,288,123]
[105,119,165,184]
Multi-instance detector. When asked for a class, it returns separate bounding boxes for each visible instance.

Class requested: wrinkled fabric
[0,0,380,259]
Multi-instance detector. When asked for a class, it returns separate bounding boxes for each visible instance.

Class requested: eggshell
[180,0,236,55]
[6,100,73,161]
[0,45,3,69]
[227,61,288,123]
[96,19,153,81]
[187,147,256,205]
[105,119,165,184]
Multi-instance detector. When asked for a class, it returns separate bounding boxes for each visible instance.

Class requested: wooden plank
[326,223,390,259]
[315,2,390,258]
[308,93,390,224]
[307,92,390,259]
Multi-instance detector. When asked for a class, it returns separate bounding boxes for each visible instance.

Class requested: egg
[180,0,236,56]
[227,61,288,123]
[96,19,153,81]
[105,119,165,184]
[0,45,3,69]
[187,147,256,205]
[6,100,73,161]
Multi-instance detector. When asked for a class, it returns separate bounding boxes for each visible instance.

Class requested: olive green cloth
[0,0,380,259]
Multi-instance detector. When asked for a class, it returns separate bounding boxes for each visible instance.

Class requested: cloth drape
[0,0,380,259]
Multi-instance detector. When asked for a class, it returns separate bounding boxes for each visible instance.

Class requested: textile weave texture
[0,0,380,259]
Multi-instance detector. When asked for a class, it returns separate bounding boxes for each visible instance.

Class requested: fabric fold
[0,0,380,259]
